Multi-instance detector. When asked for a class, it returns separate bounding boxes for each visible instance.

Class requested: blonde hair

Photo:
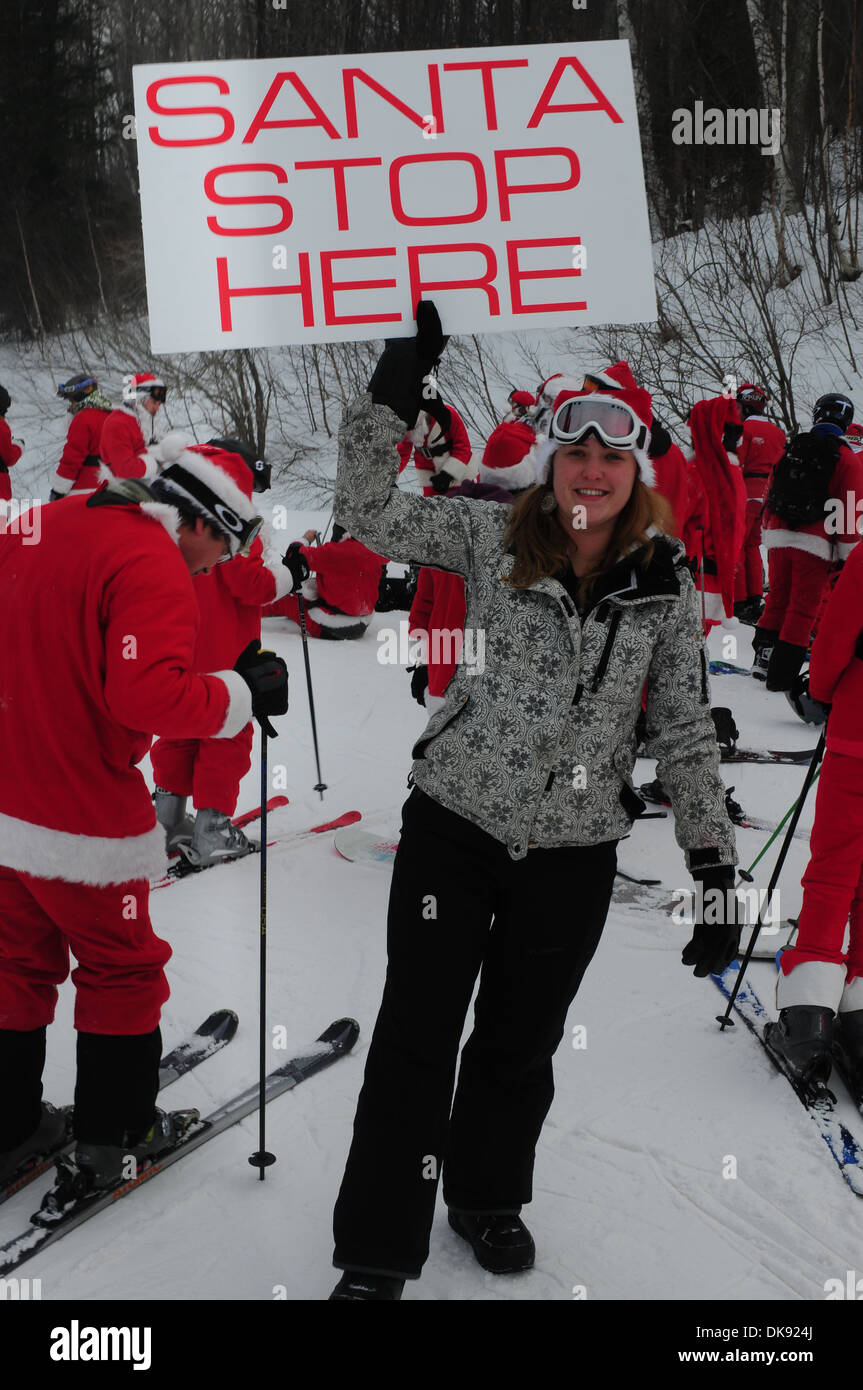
[503,473,675,604]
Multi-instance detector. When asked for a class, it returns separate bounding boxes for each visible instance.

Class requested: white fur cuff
[212,669,254,738]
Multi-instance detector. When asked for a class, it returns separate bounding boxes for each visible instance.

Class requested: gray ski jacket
[335,394,737,874]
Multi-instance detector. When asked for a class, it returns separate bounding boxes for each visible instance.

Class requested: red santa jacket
[0,492,252,885]
[651,441,691,541]
[737,415,786,505]
[53,405,110,494]
[762,435,863,563]
[479,420,537,492]
[100,406,159,481]
[298,536,385,629]
[0,418,22,502]
[192,533,293,671]
[397,406,472,494]
[808,540,863,757]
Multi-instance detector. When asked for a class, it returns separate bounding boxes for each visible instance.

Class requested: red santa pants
[734,499,766,601]
[150,723,255,817]
[780,751,863,985]
[261,595,323,636]
[760,548,830,647]
[0,868,171,1034]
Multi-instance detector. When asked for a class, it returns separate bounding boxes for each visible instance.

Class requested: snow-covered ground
[4,524,850,1304]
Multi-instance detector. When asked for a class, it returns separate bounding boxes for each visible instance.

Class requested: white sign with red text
[132,42,655,352]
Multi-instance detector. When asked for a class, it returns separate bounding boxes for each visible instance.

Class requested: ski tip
[316,1018,360,1053]
[197,1009,240,1042]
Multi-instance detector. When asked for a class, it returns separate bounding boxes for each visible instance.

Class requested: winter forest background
[2,0,862,498]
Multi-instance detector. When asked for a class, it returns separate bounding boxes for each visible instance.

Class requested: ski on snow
[719,747,819,766]
[0,1017,360,1277]
[711,961,863,1196]
[0,1009,238,1208]
[154,805,362,887]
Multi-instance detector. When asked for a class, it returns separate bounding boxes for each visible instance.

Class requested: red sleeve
[218,537,280,607]
[409,567,435,636]
[56,412,93,481]
[447,408,472,465]
[100,412,150,479]
[809,542,863,701]
[0,419,22,469]
[651,443,689,538]
[833,447,863,548]
[101,543,249,737]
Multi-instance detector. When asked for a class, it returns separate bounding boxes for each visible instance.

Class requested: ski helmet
[736,382,768,417]
[208,436,271,493]
[813,393,854,431]
[57,373,98,404]
[122,372,167,406]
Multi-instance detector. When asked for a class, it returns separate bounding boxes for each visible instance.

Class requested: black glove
[723,423,744,453]
[409,664,429,706]
[647,419,672,458]
[367,300,448,428]
[234,639,289,736]
[282,541,310,594]
[682,868,741,977]
[48,489,66,502]
[430,469,454,495]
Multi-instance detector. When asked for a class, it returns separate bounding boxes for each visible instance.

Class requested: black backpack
[765,431,840,527]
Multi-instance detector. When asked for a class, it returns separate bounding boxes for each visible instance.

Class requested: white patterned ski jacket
[335,394,737,873]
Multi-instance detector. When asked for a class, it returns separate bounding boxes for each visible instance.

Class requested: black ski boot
[329,1272,405,1300]
[766,639,809,693]
[447,1210,535,1274]
[752,626,779,678]
[764,1007,835,1097]
[711,707,739,758]
[36,1107,199,1226]
[724,786,745,825]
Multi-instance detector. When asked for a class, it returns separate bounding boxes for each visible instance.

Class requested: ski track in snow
[2,500,848,1303]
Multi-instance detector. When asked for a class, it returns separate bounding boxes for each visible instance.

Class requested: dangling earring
[540,489,557,513]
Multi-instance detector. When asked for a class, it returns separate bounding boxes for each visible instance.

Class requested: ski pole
[249,721,276,1178]
[717,730,826,1031]
[737,767,823,883]
[297,594,327,799]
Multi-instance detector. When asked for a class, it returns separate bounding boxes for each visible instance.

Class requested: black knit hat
[0,385,10,416]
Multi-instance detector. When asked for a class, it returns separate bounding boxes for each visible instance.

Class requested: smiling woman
[325,302,739,1301]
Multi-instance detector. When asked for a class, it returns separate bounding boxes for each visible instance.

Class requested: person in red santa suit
[150,438,309,869]
[263,524,386,639]
[0,446,289,1203]
[766,540,863,1091]
[732,383,787,625]
[755,393,863,691]
[477,391,538,501]
[0,384,23,502]
[685,394,748,633]
[100,372,169,480]
[49,374,114,500]
[396,400,473,496]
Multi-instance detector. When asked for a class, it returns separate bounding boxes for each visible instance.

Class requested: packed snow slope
[5,512,850,1303]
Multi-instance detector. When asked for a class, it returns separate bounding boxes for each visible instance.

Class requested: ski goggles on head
[550,396,646,451]
[144,385,168,403]
[156,464,264,557]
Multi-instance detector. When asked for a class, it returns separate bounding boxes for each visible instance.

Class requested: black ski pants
[332,787,618,1280]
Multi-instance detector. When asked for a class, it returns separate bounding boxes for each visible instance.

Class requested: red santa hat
[480,420,537,491]
[151,440,260,555]
[534,384,655,489]
[122,372,165,405]
[582,361,641,394]
[536,372,582,402]
[508,390,536,408]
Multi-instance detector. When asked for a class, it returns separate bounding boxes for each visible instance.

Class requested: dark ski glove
[48,489,66,502]
[367,300,449,428]
[647,418,672,458]
[282,541,311,594]
[682,868,740,977]
[409,663,429,706]
[430,469,455,495]
[234,639,289,737]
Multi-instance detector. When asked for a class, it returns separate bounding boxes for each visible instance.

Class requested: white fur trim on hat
[479,451,538,492]
[163,449,258,524]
